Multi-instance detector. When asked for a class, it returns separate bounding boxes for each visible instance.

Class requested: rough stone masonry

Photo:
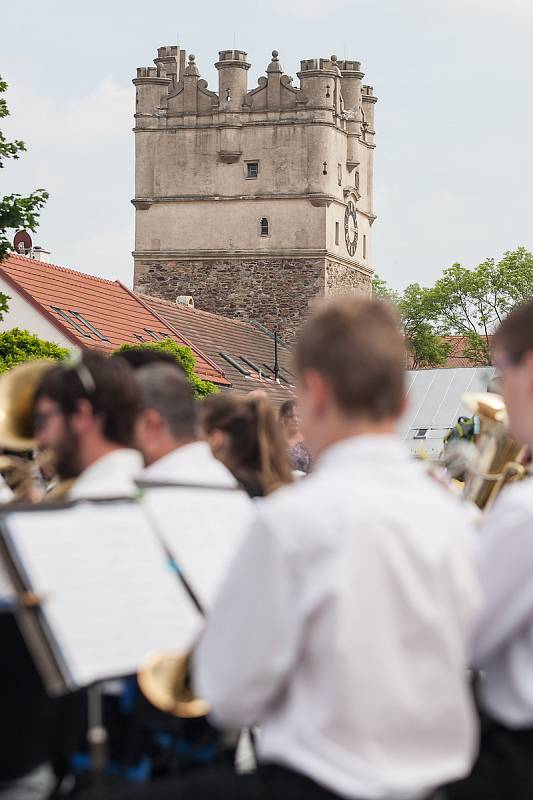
[132,46,377,341]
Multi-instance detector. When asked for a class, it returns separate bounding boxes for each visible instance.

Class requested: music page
[142,487,255,611]
[4,502,203,688]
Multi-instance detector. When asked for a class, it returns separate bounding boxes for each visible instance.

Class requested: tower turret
[215,50,250,111]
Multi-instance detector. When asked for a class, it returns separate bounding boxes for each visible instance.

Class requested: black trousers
[445,716,533,800]
[81,763,345,800]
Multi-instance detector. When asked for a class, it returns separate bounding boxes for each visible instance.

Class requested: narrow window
[337,163,342,186]
[363,234,367,259]
[247,162,259,179]
[144,328,162,341]
[335,222,340,246]
[260,218,269,237]
[69,310,109,341]
[50,306,92,338]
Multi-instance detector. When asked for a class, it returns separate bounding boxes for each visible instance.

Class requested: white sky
[2,0,532,291]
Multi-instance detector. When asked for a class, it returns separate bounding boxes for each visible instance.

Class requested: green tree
[114,339,219,399]
[426,248,533,366]
[0,328,69,373]
[372,274,451,369]
[399,284,452,369]
[372,273,399,303]
[0,76,48,263]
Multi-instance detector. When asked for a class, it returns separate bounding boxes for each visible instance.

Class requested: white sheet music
[4,502,203,688]
[142,487,255,611]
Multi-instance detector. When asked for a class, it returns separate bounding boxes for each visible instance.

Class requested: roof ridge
[2,253,117,285]
[138,292,260,331]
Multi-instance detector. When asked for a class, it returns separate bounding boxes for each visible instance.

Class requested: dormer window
[260,217,269,237]
[246,161,259,179]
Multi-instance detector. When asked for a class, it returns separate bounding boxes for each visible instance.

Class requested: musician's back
[196,433,481,800]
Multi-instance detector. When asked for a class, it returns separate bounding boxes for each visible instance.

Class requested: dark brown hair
[279,399,296,422]
[36,351,141,446]
[294,296,406,420]
[199,393,293,496]
[492,298,533,364]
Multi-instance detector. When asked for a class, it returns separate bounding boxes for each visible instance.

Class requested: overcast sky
[2,0,532,291]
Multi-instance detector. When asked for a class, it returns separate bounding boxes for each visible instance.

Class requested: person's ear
[207,429,228,460]
[523,352,533,396]
[302,369,331,418]
[70,398,97,435]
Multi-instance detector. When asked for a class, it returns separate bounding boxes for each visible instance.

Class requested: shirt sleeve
[192,508,300,728]
[472,490,533,665]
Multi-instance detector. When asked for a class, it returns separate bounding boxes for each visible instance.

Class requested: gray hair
[136,363,196,439]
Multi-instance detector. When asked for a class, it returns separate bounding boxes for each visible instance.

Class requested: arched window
[260,217,269,237]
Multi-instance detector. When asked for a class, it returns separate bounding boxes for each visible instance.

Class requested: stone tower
[133,46,377,340]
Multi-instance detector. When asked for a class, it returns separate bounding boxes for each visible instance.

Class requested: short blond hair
[294,296,406,420]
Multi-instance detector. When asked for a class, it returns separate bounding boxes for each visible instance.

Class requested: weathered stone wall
[135,257,371,341]
[325,259,372,296]
[135,257,324,342]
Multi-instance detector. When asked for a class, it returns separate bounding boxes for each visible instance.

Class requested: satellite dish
[13,230,32,255]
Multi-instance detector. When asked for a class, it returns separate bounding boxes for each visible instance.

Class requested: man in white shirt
[133,362,237,489]
[107,296,481,800]
[447,298,533,800]
[33,352,143,500]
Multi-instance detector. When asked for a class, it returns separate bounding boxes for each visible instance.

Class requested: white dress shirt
[194,435,481,800]
[69,448,143,500]
[139,441,237,488]
[473,477,533,728]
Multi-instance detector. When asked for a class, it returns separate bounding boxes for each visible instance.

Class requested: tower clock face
[344,201,358,257]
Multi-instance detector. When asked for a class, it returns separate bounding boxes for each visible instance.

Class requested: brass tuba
[461,392,529,511]
[0,360,56,451]
[138,649,210,719]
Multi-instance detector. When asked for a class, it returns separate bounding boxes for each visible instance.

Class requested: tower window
[247,162,259,179]
[335,222,340,245]
[260,217,269,237]
[338,163,342,186]
[363,234,367,259]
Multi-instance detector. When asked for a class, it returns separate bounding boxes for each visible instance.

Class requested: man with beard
[0,352,143,795]
[34,351,142,498]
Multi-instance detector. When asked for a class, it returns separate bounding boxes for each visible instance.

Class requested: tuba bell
[459,392,529,511]
[0,359,56,451]
[138,649,210,719]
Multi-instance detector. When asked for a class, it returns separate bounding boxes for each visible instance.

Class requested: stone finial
[267,49,283,74]
[185,54,200,77]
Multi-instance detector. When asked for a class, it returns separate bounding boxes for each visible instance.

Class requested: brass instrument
[138,649,209,719]
[0,360,64,504]
[0,359,55,451]
[460,392,529,511]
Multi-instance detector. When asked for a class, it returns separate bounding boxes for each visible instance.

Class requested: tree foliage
[113,339,219,399]
[0,328,69,373]
[373,248,533,368]
[373,274,451,368]
[0,76,48,263]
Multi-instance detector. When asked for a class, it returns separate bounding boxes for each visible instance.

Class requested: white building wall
[0,278,78,353]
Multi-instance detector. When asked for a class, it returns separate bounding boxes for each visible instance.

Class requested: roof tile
[0,255,229,385]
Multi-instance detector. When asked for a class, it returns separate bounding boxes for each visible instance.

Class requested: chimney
[176,295,194,308]
[30,246,51,263]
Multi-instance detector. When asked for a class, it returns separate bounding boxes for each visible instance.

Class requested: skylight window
[69,310,109,342]
[219,351,251,377]
[51,306,92,338]
[144,329,164,341]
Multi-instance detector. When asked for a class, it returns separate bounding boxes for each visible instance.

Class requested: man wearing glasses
[448,297,533,800]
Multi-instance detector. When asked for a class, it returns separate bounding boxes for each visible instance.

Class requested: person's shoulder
[486,476,533,522]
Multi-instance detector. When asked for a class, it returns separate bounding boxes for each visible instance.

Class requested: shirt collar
[141,441,237,488]
[70,448,144,500]
[316,434,410,473]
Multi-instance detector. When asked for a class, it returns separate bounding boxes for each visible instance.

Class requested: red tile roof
[0,254,229,385]
[139,293,296,403]
[407,335,493,369]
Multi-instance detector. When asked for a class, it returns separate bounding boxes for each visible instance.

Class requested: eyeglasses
[34,409,63,433]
